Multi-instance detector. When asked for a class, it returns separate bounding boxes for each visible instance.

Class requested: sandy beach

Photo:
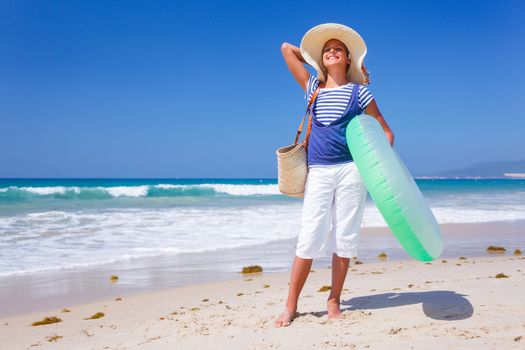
[2,253,524,349]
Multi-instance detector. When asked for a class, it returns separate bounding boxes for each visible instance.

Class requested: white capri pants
[296,162,367,259]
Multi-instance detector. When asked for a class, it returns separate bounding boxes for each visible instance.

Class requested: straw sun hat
[300,23,368,84]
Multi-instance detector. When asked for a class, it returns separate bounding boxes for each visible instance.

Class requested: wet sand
[1,220,524,318]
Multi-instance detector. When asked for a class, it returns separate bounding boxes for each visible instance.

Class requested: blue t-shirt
[305,75,374,125]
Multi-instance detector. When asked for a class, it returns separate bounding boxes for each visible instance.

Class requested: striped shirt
[305,75,374,125]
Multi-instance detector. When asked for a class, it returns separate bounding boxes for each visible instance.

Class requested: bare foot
[274,308,296,327]
[327,299,343,319]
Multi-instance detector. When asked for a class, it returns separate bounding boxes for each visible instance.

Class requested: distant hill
[429,160,525,179]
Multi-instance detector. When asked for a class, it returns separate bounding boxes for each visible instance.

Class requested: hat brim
[300,23,367,84]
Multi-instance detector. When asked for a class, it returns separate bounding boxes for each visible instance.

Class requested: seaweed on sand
[31,317,62,326]
[318,285,331,292]
[84,312,105,320]
[486,246,506,253]
[241,265,263,274]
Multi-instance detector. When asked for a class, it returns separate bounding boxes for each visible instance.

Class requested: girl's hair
[362,64,370,84]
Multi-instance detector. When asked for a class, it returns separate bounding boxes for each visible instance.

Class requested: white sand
[1,255,524,349]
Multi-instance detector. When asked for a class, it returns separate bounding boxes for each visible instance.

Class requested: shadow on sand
[341,290,473,320]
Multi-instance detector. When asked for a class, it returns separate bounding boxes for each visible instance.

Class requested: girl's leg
[276,166,335,327]
[275,256,313,327]
[327,253,350,318]
[329,162,367,317]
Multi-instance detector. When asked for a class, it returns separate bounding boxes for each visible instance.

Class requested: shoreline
[1,255,524,349]
[0,220,524,319]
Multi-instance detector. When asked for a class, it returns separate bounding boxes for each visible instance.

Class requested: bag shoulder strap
[294,86,321,145]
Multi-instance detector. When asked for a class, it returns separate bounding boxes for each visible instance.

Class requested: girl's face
[321,39,350,71]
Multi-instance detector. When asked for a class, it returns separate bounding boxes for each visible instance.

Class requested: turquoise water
[0,178,524,277]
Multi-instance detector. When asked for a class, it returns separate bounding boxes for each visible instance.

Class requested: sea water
[1,178,524,277]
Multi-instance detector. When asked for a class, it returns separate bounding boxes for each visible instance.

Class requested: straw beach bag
[276,87,320,198]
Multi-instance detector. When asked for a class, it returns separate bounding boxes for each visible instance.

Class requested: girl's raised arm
[281,42,310,91]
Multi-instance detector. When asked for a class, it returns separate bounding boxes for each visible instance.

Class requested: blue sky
[1,0,524,177]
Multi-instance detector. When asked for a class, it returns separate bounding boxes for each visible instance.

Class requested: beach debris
[110,275,119,282]
[245,278,253,281]
[159,317,165,320]
[310,269,316,272]
[318,285,331,292]
[354,260,363,265]
[31,317,62,326]
[459,256,467,260]
[82,329,94,337]
[515,336,522,342]
[442,260,447,263]
[241,265,263,274]
[486,246,506,253]
[236,293,244,296]
[190,307,200,311]
[46,335,63,343]
[84,312,105,320]
[171,311,178,315]
[514,249,522,256]
[115,297,122,301]
[495,273,509,279]
[389,327,403,335]
[378,252,388,260]
[202,298,209,302]
[263,284,270,288]
[408,284,415,288]
[61,308,71,313]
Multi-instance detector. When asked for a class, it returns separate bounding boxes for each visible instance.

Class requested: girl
[275,23,394,327]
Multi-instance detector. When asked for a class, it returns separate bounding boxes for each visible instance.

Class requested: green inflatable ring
[346,115,443,261]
